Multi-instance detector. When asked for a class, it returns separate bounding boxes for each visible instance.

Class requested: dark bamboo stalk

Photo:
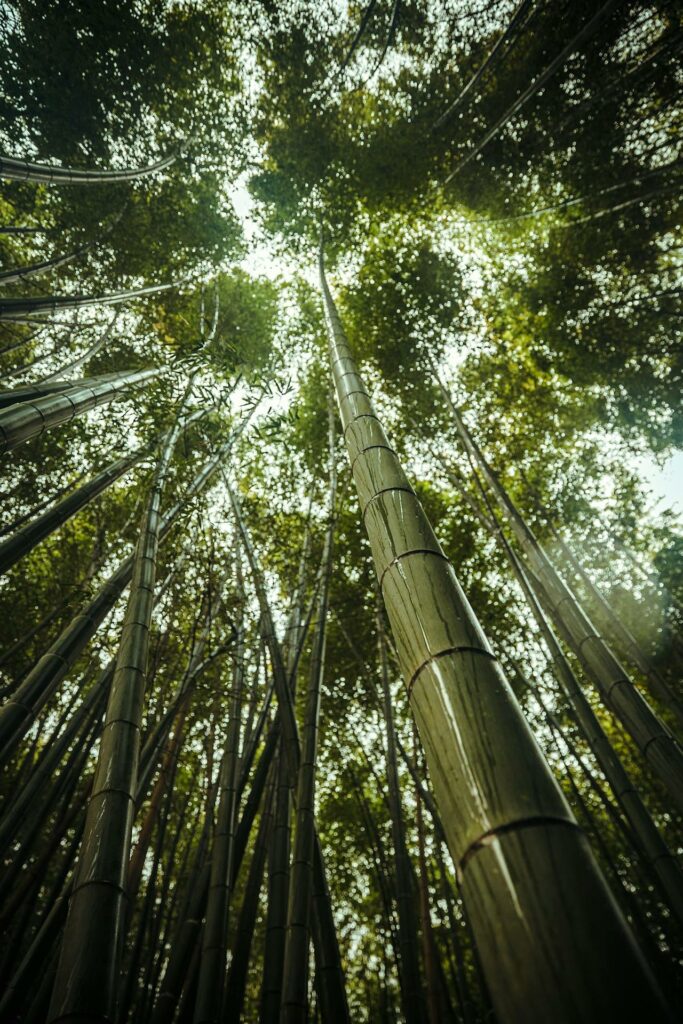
[193,608,245,1024]
[0,448,145,575]
[0,279,180,319]
[224,770,275,1020]
[0,151,176,184]
[280,400,337,1024]
[48,383,198,1024]
[0,423,248,764]
[377,607,425,1024]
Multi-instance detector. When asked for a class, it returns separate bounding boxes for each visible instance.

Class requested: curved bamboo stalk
[39,310,122,383]
[319,243,668,1023]
[0,278,180,320]
[0,151,175,184]
[0,235,102,286]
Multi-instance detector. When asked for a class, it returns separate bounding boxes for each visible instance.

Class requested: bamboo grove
[0,1,681,1022]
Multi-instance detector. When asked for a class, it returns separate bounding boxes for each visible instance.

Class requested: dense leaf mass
[0,2,681,1022]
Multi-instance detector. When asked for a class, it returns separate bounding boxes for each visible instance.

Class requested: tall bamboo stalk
[228,481,351,1022]
[449,447,683,924]
[377,606,425,1024]
[280,400,337,1024]
[437,380,683,812]
[48,385,197,1023]
[319,243,668,1023]
[0,279,179,319]
[193,573,245,1024]
[225,770,275,1020]
[0,447,145,574]
[0,366,160,451]
[546,523,683,727]
[0,418,250,764]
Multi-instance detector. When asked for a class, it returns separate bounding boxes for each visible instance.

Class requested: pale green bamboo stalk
[442,442,683,924]
[0,366,161,451]
[547,525,683,728]
[439,385,683,812]
[319,245,669,1024]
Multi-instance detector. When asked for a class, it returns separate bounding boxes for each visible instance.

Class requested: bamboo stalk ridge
[319,242,670,1024]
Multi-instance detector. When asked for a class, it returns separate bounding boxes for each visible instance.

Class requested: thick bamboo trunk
[319,247,668,1023]
[455,467,683,926]
[0,366,160,451]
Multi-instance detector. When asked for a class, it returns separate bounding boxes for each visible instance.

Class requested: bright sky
[230,175,683,520]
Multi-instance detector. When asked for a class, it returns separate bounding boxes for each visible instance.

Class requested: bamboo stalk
[319,243,669,1023]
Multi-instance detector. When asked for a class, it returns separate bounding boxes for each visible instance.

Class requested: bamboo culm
[0,151,176,184]
[48,385,198,1024]
[193,614,245,1024]
[451,447,683,926]
[0,419,250,766]
[319,242,669,1024]
[440,386,683,813]
[0,448,145,575]
[279,401,337,1024]
[0,367,161,452]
